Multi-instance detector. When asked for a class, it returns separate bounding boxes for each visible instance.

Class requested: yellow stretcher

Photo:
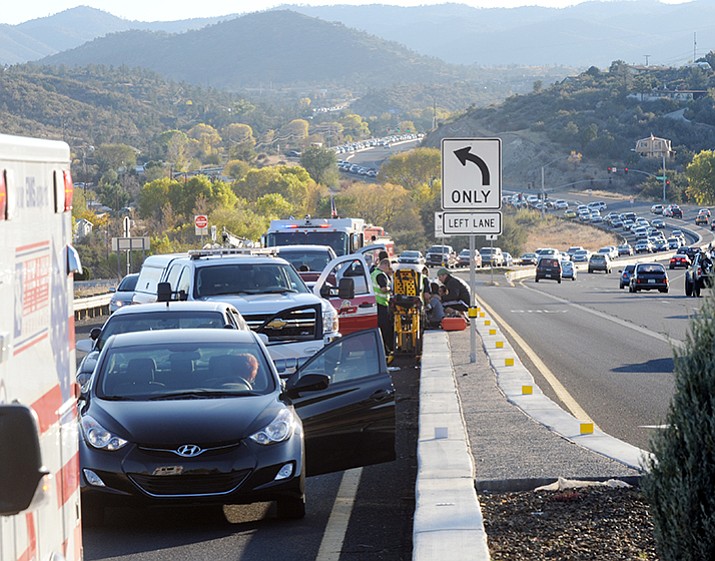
[390,266,425,356]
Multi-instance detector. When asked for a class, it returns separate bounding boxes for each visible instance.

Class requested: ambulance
[0,134,83,561]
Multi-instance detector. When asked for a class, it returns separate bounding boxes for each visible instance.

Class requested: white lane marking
[639,425,669,429]
[477,296,596,426]
[315,467,362,561]
[521,281,685,350]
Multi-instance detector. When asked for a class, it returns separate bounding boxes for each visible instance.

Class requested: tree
[278,119,310,148]
[341,113,370,140]
[222,123,256,161]
[187,123,222,165]
[643,294,715,560]
[685,150,715,204]
[378,147,441,193]
[138,178,172,219]
[94,143,138,175]
[157,130,190,172]
[300,146,338,186]
[233,166,316,216]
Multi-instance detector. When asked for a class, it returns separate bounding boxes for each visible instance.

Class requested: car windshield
[194,263,309,297]
[117,274,139,292]
[401,251,420,258]
[278,249,333,271]
[97,341,274,399]
[97,311,227,350]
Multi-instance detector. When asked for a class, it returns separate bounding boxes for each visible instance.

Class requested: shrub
[643,291,715,560]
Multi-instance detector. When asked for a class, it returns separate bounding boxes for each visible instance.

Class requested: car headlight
[249,408,297,445]
[80,415,128,451]
[322,304,339,335]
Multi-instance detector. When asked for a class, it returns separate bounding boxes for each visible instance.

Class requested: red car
[669,254,691,269]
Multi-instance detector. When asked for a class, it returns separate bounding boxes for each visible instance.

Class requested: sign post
[441,137,503,363]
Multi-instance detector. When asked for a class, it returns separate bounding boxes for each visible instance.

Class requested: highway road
[449,195,715,452]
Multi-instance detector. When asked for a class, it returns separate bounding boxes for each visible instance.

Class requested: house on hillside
[74,218,94,242]
[634,134,674,160]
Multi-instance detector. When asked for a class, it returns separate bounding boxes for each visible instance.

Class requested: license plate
[648,279,655,283]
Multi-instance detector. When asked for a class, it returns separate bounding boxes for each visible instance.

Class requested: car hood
[89,394,284,446]
[200,292,324,315]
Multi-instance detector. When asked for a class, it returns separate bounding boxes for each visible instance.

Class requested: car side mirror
[320,284,332,299]
[0,404,49,516]
[338,277,355,300]
[283,373,330,399]
[157,282,172,302]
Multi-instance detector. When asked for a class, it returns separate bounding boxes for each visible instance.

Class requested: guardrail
[74,294,111,321]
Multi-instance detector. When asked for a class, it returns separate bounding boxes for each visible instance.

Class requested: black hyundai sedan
[79,328,395,524]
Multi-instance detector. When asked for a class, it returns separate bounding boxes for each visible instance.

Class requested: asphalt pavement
[412,310,647,561]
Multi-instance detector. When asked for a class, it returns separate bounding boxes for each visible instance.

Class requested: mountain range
[2,2,715,69]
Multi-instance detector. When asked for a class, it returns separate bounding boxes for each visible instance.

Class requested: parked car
[629,262,669,293]
[108,273,140,314]
[572,249,591,263]
[398,250,426,267]
[617,244,634,256]
[669,252,691,269]
[560,259,576,281]
[425,245,457,268]
[619,264,636,289]
[588,253,611,274]
[634,240,653,254]
[78,327,395,524]
[479,246,505,267]
[535,257,562,283]
[456,249,482,268]
[75,300,251,387]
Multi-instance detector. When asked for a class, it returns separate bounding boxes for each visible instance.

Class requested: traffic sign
[194,214,208,235]
[433,212,450,238]
[441,138,502,210]
[441,211,502,235]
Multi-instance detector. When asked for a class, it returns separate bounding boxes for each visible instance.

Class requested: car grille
[245,304,321,342]
[129,469,251,497]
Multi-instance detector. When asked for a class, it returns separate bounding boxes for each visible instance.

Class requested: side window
[165,264,183,290]
[176,266,191,296]
[300,331,381,384]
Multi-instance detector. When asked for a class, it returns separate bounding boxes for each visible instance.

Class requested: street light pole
[662,153,667,203]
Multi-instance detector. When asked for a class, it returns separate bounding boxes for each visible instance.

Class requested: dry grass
[526,220,622,253]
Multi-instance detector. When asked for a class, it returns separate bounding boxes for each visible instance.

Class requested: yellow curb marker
[505,357,514,367]
[580,422,594,435]
[488,328,497,335]
[496,341,504,349]
[522,385,533,395]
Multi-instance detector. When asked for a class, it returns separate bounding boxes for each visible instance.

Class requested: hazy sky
[1,0,688,25]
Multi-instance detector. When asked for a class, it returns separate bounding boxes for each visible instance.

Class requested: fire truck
[264,217,367,256]
[0,134,84,561]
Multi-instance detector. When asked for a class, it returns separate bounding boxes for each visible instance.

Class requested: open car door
[286,328,396,476]
[314,253,377,334]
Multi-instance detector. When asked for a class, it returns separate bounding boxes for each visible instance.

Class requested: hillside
[40,10,473,91]
[423,62,715,195]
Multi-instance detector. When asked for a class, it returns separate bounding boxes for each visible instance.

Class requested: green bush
[643,291,715,560]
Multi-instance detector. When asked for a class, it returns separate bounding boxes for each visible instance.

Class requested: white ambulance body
[0,134,83,561]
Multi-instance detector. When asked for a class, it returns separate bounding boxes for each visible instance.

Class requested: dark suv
[535,257,562,283]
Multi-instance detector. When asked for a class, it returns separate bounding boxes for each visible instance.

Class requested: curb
[413,331,490,561]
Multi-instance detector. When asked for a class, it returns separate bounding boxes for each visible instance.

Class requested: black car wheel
[277,496,306,519]
[685,275,693,297]
[694,281,701,297]
[535,277,539,283]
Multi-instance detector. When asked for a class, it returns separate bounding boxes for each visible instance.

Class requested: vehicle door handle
[359,302,374,308]
[370,389,394,401]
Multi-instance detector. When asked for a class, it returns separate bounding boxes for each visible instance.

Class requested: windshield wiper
[150,390,258,400]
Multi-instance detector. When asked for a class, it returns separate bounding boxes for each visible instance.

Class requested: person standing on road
[371,258,394,353]
[437,268,471,314]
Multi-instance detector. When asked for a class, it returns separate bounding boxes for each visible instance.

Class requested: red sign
[194,215,208,229]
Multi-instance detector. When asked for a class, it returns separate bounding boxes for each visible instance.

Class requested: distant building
[74,218,94,242]
[634,134,674,160]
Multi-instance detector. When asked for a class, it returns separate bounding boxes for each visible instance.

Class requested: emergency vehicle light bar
[188,247,279,259]
[282,223,332,229]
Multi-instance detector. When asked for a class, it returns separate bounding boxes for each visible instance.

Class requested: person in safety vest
[371,258,394,353]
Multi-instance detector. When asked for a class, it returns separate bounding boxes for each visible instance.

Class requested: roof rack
[188,247,279,260]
